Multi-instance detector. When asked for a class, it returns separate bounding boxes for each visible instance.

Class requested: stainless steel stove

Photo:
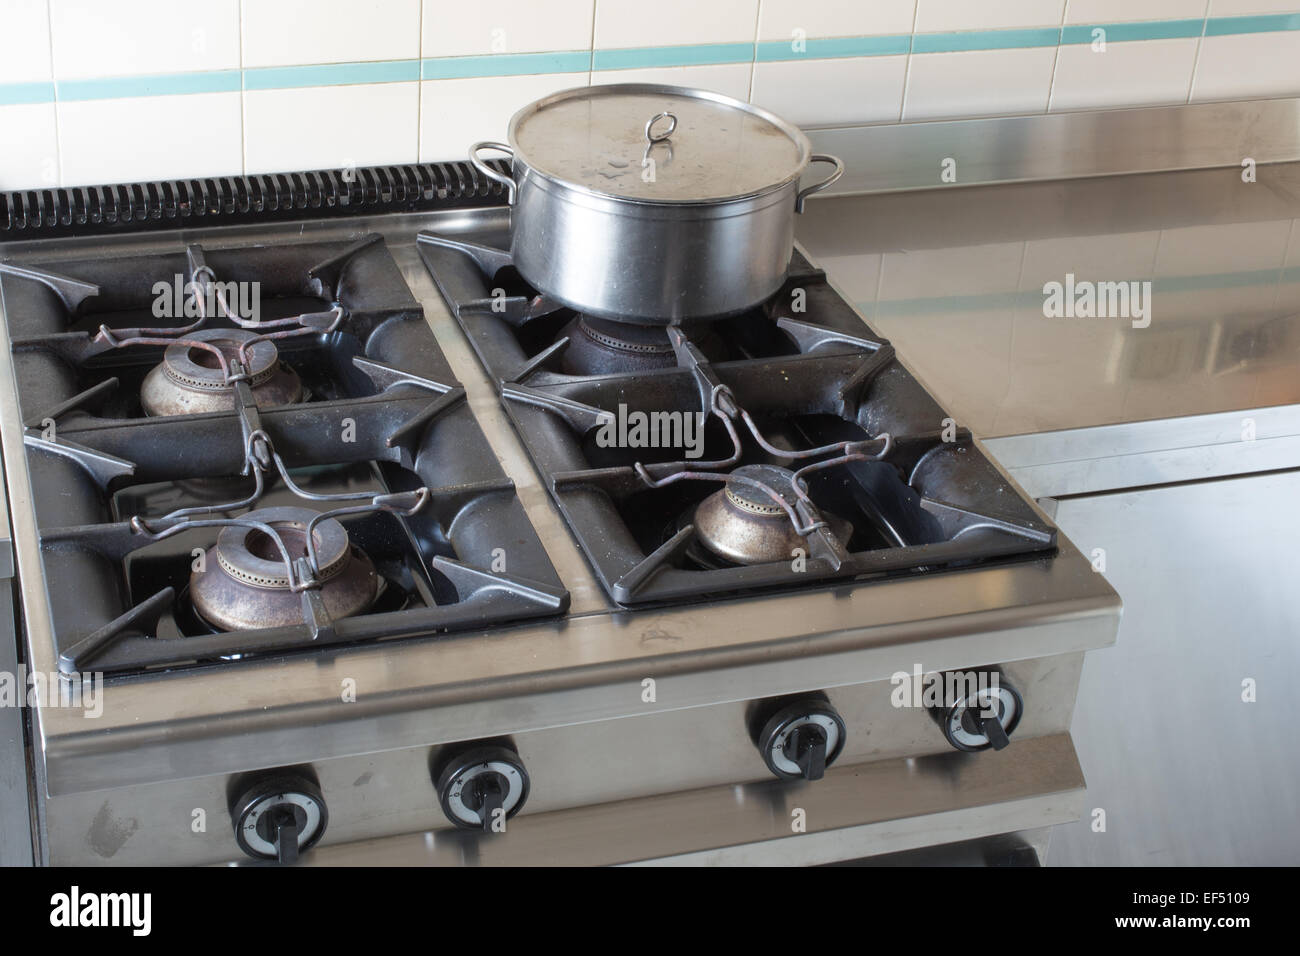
[0,163,1120,866]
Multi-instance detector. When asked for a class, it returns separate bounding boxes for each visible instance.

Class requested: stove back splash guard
[0,233,568,677]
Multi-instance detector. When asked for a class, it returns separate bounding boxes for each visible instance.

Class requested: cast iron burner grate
[0,234,567,676]
[417,231,1056,606]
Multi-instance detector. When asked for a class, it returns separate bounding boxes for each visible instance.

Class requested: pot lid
[508,84,812,204]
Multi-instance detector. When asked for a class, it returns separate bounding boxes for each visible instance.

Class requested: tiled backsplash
[1,0,1297,190]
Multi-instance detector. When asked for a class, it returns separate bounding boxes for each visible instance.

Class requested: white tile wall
[1191,31,1300,100]
[904,47,1058,121]
[243,0,420,67]
[49,0,240,78]
[590,64,752,102]
[0,104,60,188]
[0,1,54,85]
[1209,0,1300,12]
[1064,1,1209,22]
[422,0,594,57]
[751,56,907,127]
[245,83,419,175]
[56,92,243,186]
[419,73,588,163]
[1051,38,1201,111]
[593,0,758,48]
[756,0,917,40]
[913,0,1066,32]
[0,1,58,189]
[0,0,1297,190]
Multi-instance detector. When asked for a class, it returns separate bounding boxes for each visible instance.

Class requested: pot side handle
[794,154,845,213]
[469,141,517,203]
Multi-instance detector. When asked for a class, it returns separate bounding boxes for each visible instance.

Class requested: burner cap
[141,328,302,416]
[190,506,378,632]
[692,464,852,566]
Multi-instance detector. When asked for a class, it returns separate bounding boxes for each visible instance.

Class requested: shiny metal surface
[481,83,843,322]
[1048,472,1300,866]
[509,158,800,322]
[0,584,34,865]
[985,404,1300,498]
[796,161,1300,497]
[806,97,1300,196]
[508,85,814,203]
[294,734,1086,867]
[42,655,1083,864]
[0,207,1117,802]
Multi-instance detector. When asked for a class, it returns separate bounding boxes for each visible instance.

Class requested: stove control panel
[929,670,1023,752]
[750,693,847,781]
[229,769,328,864]
[432,743,530,831]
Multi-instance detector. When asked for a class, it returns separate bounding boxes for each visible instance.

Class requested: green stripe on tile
[0,80,55,106]
[755,35,911,61]
[592,42,755,70]
[56,70,241,101]
[911,28,1062,53]
[1205,13,1300,36]
[244,60,420,91]
[421,51,591,79]
[1061,19,1205,44]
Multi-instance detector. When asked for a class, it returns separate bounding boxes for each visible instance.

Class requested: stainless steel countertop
[0,208,1119,797]
[797,163,1300,494]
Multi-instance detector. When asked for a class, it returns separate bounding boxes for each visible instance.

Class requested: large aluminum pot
[469,84,843,324]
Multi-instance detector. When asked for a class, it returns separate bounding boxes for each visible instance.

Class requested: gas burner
[141,328,302,416]
[559,316,723,376]
[691,464,854,566]
[190,506,378,632]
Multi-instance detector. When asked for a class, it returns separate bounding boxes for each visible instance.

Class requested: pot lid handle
[644,111,677,145]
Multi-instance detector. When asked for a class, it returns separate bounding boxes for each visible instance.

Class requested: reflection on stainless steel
[806,97,1300,196]
[791,130,1300,869]
[1049,472,1300,866]
[797,162,1300,479]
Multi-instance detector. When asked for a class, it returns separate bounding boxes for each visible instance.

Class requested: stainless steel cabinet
[1045,471,1300,865]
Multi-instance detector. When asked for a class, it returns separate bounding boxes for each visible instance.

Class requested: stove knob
[230,772,328,864]
[752,694,847,781]
[433,744,530,831]
[930,671,1023,752]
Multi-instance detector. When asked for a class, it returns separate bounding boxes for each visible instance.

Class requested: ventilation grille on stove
[0,160,512,238]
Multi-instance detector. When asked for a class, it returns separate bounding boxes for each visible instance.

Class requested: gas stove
[0,233,565,676]
[0,163,1119,867]
[418,232,1055,606]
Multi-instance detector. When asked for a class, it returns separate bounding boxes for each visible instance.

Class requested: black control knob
[752,694,847,781]
[433,744,529,831]
[930,671,1023,752]
[230,771,328,863]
